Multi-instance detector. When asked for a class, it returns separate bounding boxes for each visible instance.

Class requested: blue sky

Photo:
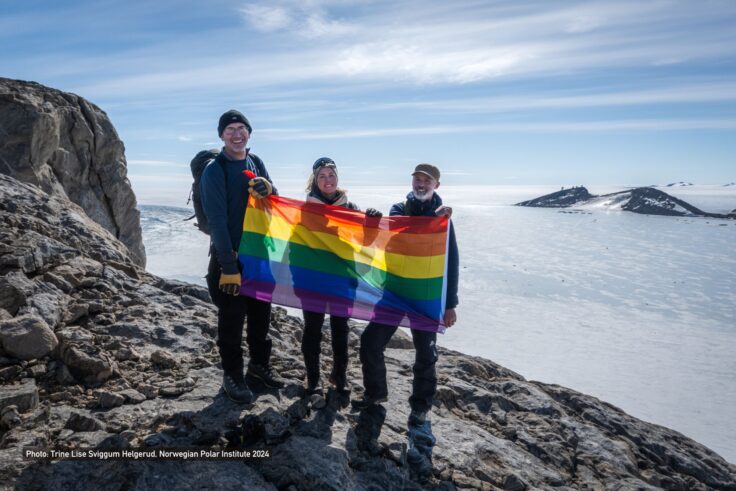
[2,0,736,203]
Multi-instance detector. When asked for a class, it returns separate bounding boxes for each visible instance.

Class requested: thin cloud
[258,119,736,140]
[44,0,734,99]
[354,83,736,114]
[240,5,293,31]
[565,14,602,33]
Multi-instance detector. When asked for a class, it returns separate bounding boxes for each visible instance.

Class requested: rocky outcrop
[0,77,145,266]
[516,186,593,208]
[517,186,735,219]
[2,175,735,489]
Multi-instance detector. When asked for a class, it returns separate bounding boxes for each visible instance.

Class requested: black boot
[222,371,253,404]
[350,394,387,410]
[329,367,349,393]
[246,362,285,389]
[304,353,322,395]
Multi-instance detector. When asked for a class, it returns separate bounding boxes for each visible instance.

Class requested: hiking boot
[305,362,322,395]
[306,380,324,396]
[329,370,350,393]
[408,409,428,428]
[222,372,253,404]
[407,449,433,483]
[350,394,388,410]
[246,363,285,389]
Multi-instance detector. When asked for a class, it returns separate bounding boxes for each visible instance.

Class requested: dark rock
[516,185,734,219]
[0,315,58,360]
[0,405,21,429]
[113,346,140,361]
[65,411,104,432]
[63,303,90,324]
[156,377,196,398]
[57,340,116,384]
[0,365,22,382]
[504,473,527,491]
[154,278,211,303]
[23,363,47,378]
[386,327,414,349]
[150,349,178,368]
[43,272,73,293]
[22,290,67,329]
[96,391,125,408]
[0,378,39,412]
[261,408,291,445]
[118,389,146,405]
[309,393,327,409]
[53,362,76,385]
[0,272,34,315]
[623,187,703,216]
[516,187,593,207]
[136,384,159,399]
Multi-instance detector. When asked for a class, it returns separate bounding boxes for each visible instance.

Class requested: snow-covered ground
[138,184,736,463]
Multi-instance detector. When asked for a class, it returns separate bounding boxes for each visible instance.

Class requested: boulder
[0,315,58,360]
[150,349,178,368]
[0,378,39,413]
[0,77,145,266]
[0,272,34,315]
[57,341,116,384]
[65,411,105,432]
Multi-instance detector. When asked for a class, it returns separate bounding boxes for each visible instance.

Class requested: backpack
[185,149,223,234]
[185,149,269,234]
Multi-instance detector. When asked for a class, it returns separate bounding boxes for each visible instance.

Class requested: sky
[2,0,736,204]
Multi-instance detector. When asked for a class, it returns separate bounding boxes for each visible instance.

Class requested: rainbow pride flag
[238,195,450,333]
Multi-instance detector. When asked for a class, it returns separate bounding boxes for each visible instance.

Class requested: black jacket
[390,192,459,310]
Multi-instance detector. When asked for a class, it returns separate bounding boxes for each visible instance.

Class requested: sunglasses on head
[313,157,336,170]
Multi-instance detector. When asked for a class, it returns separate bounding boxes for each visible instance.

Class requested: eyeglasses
[313,157,336,170]
[223,126,248,135]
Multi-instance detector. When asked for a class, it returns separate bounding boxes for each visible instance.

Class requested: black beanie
[218,109,252,136]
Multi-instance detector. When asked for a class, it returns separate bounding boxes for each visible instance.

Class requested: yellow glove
[249,177,273,199]
[219,272,241,296]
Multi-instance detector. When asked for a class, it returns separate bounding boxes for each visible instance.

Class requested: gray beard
[414,190,433,202]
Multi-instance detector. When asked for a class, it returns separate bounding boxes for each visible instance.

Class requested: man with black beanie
[201,109,284,403]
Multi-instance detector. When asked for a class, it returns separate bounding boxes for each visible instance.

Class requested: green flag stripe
[240,231,444,301]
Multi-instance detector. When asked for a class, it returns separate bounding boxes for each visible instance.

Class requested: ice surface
[140,184,736,463]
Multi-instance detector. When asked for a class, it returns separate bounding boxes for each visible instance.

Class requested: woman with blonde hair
[299,157,381,396]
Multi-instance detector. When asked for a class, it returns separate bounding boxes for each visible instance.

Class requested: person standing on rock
[201,109,284,403]
[297,157,382,397]
[352,163,459,424]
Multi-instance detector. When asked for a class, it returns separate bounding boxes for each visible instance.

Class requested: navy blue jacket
[200,150,276,275]
[390,192,459,310]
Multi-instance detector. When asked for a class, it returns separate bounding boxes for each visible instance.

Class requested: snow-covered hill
[518,186,735,218]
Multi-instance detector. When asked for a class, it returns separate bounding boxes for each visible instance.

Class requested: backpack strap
[212,153,229,187]
[249,153,266,177]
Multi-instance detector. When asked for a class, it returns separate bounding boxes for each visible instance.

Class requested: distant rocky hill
[1,79,735,489]
[517,186,736,219]
[0,78,145,266]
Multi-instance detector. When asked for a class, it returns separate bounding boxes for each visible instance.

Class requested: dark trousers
[301,310,349,381]
[206,254,272,374]
[359,322,438,413]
